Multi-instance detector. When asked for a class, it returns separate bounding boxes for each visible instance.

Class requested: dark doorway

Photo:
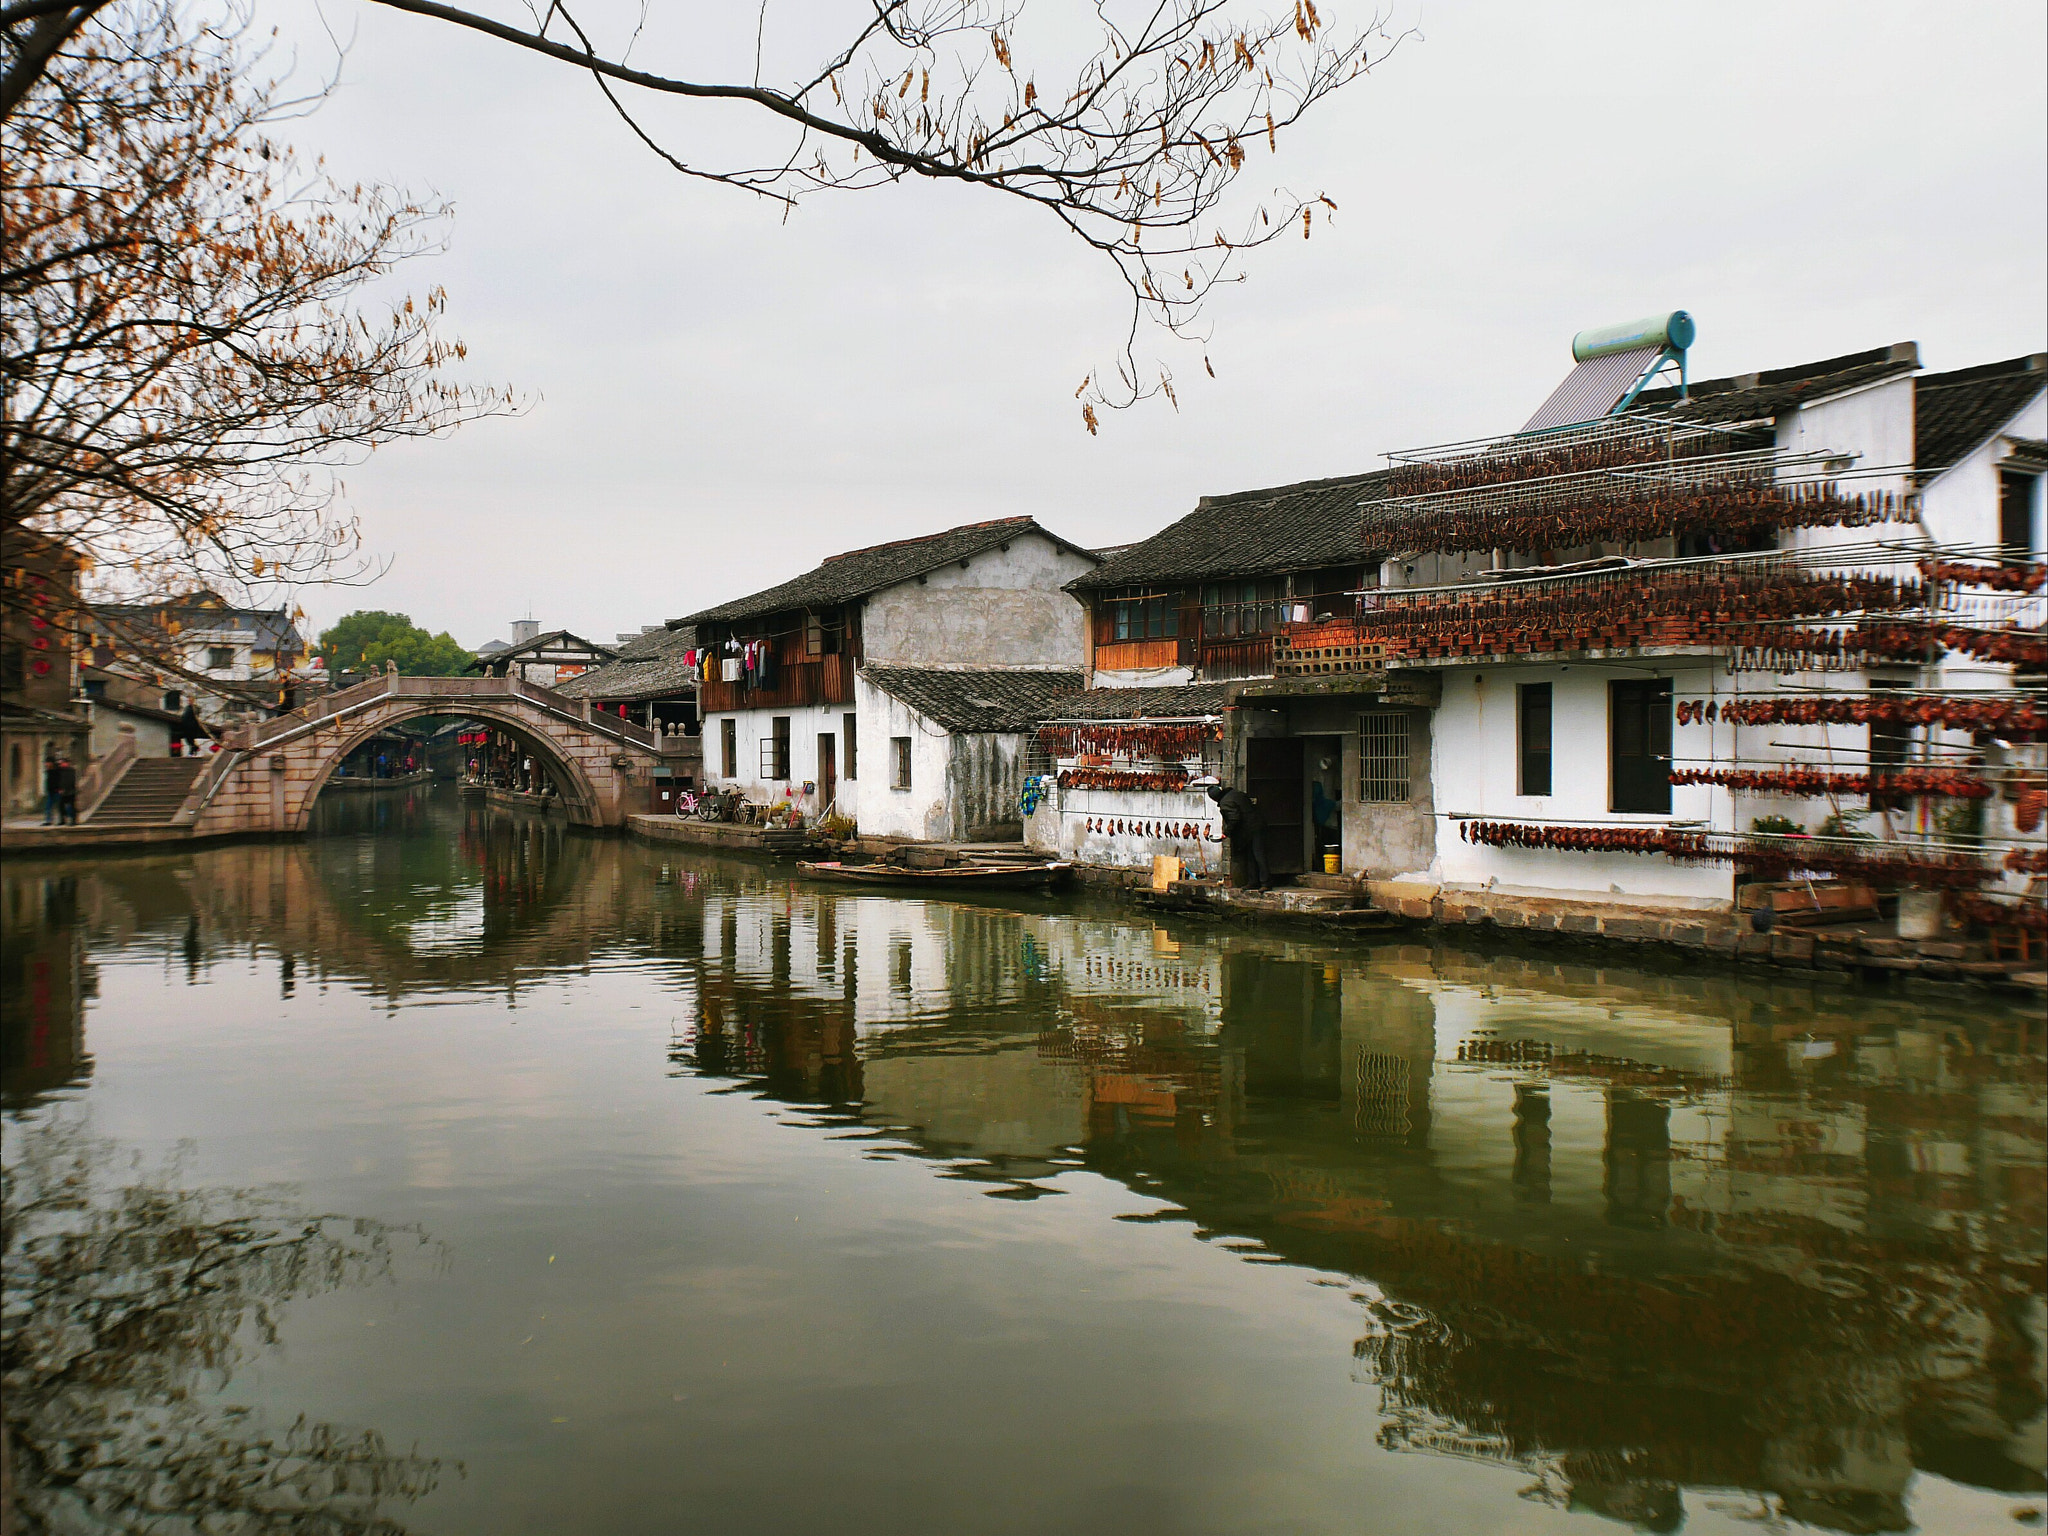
[1304,735,1344,869]
[1609,679,1672,814]
[816,733,837,812]
[1246,736,1306,877]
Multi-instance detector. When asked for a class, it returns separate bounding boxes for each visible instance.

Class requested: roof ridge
[1636,342,1916,403]
[1197,468,1388,509]
[820,516,1035,564]
[1916,353,2048,389]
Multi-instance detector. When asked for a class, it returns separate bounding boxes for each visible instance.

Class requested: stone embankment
[1077,865,2045,997]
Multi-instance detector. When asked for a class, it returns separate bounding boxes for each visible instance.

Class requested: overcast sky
[265,0,2048,651]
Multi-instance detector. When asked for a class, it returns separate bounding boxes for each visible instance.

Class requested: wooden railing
[698,654,852,713]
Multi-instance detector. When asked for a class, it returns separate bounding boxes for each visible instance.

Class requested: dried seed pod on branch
[1,0,513,677]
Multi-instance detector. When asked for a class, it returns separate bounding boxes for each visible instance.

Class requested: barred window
[1358,712,1410,803]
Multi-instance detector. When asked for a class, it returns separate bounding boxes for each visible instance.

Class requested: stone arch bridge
[183,673,672,835]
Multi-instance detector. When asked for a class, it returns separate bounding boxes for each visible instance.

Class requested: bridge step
[86,758,208,825]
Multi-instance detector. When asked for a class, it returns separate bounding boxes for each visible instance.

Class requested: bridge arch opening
[298,704,605,830]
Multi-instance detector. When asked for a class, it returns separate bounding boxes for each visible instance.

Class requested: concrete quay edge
[1067,863,2045,996]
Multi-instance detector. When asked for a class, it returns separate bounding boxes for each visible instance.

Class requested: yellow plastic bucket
[1322,852,1340,875]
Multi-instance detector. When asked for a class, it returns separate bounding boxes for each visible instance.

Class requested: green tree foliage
[319,611,473,677]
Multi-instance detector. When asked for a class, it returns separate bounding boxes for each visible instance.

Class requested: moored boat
[797,858,1072,891]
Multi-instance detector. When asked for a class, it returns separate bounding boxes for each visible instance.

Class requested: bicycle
[682,786,742,822]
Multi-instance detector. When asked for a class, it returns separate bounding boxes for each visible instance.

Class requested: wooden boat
[797,858,1072,891]
[325,769,434,794]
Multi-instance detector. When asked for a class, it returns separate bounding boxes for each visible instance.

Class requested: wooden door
[1246,736,1306,876]
[817,733,837,811]
[1609,680,1673,813]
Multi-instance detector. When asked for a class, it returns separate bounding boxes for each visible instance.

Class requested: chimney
[510,617,539,645]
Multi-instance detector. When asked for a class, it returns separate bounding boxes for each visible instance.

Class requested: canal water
[3,786,2042,1535]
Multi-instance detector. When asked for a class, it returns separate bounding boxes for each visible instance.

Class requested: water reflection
[0,871,93,1108]
[1,786,2041,1534]
[1,1120,447,1533]
[666,874,2048,1531]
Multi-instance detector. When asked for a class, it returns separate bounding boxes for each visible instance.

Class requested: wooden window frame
[891,736,912,791]
[761,716,791,780]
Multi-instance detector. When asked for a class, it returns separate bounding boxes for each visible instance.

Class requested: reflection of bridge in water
[5,811,2043,1533]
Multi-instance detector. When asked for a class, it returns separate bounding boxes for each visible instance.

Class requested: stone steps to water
[87,758,207,825]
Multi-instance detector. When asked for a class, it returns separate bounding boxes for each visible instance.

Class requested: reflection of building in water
[0,871,95,1106]
[682,904,2045,1533]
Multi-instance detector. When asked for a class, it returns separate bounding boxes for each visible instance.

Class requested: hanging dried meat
[1667,766,1995,799]
[1919,559,2048,594]
[1724,619,2047,673]
[1677,694,2046,737]
[1342,566,1927,663]
[1946,892,2048,933]
[1363,479,1908,558]
[1056,767,1194,792]
[1038,721,1221,760]
[1457,819,2003,890]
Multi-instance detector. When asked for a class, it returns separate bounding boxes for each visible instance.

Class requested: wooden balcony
[1092,638,1186,672]
[699,653,853,713]
[1195,636,1275,679]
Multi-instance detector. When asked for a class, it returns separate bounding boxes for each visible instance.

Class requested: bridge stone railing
[237,673,660,754]
[192,671,668,835]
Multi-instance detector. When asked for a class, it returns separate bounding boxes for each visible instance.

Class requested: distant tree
[2,0,1402,422]
[320,610,473,676]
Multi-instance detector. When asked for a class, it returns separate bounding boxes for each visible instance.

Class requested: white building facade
[677,517,1100,835]
[1037,340,2045,916]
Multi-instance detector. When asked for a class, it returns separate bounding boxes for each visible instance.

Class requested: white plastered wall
[862,531,1095,668]
[703,702,856,819]
[852,675,956,841]
[1429,663,1735,904]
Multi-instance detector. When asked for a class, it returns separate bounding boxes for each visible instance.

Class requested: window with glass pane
[1109,590,1177,641]
[1518,683,1553,796]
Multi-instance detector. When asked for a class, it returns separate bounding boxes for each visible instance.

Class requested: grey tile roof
[673,518,1098,628]
[553,624,699,701]
[98,596,308,654]
[1077,343,1944,596]
[1068,473,1389,592]
[1039,681,1240,720]
[1914,355,2048,477]
[463,629,616,673]
[859,665,1085,734]
[1628,342,1920,425]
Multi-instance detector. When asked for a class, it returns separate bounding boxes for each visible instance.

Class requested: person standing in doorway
[1202,779,1270,890]
[42,755,61,823]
